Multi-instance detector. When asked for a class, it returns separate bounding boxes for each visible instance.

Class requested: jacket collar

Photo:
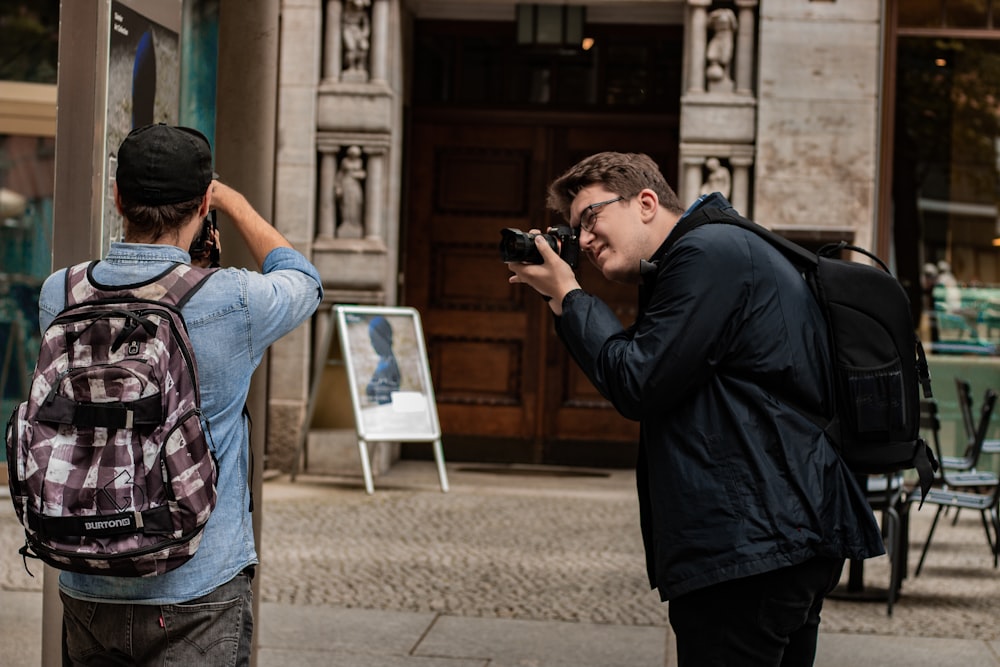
[639,192,735,284]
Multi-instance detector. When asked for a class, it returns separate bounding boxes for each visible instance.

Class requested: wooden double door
[402,111,677,466]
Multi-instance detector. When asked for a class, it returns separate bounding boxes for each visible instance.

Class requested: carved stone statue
[342,0,371,81]
[705,8,737,93]
[335,145,366,238]
[700,157,731,199]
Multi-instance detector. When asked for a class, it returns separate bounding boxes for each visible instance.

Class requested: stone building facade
[268,0,884,471]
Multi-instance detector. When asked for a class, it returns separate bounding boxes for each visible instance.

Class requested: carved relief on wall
[700,157,731,199]
[342,0,371,81]
[705,8,737,93]
[336,145,366,238]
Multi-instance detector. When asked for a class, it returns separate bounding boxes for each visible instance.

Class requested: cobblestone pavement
[3,460,1000,642]
[259,464,666,627]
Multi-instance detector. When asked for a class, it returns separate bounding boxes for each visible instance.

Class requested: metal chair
[909,395,1000,575]
[924,391,998,489]
[831,472,907,616]
[865,472,907,615]
[908,479,1000,575]
[955,377,1000,457]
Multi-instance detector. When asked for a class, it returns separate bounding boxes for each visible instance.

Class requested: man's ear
[113,181,125,215]
[198,185,212,218]
[637,188,659,223]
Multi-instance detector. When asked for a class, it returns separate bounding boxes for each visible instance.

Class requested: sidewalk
[2,460,1000,666]
[3,590,998,666]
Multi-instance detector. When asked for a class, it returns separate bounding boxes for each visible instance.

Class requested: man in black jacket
[506,152,883,667]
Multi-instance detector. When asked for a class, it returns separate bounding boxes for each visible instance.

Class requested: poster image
[336,306,440,440]
[103,1,181,252]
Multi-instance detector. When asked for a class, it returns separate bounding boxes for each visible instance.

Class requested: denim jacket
[39,242,323,604]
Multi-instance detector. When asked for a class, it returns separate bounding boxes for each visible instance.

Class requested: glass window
[0,134,53,421]
[894,37,1000,355]
[945,0,990,28]
[413,20,682,114]
[0,2,60,84]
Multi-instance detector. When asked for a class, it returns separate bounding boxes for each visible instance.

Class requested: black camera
[190,209,219,266]
[499,224,579,269]
[189,210,215,255]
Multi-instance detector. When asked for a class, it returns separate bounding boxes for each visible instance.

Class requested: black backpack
[672,200,938,498]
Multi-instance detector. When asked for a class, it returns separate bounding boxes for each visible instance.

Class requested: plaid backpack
[5,261,218,577]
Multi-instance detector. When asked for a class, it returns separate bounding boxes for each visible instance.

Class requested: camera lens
[500,228,543,264]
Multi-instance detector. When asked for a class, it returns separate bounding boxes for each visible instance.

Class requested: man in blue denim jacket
[39,124,323,666]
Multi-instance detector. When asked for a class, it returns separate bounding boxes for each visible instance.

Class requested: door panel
[404,113,677,464]
[541,122,677,461]
[405,121,548,450]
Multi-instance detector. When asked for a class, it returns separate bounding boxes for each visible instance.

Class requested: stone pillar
[371,0,390,84]
[318,149,338,238]
[730,154,754,217]
[216,0,280,661]
[687,0,711,93]
[323,0,342,82]
[365,147,386,238]
[682,155,705,207]
[735,0,758,96]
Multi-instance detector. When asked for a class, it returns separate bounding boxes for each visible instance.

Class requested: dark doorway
[402,19,682,467]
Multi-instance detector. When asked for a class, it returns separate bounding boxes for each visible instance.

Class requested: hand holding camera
[190,209,220,268]
[499,224,579,269]
[502,224,583,315]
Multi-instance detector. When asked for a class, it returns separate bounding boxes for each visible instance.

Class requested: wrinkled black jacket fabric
[555,195,884,601]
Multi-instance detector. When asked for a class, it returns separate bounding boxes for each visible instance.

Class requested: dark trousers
[61,568,255,667]
[668,555,845,667]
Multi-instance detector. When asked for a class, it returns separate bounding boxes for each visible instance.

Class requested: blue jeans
[668,556,845,667]
[60,568,254,667]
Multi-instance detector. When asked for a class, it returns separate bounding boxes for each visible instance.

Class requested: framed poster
[54,0,182,266]
[336,305,441,441]
[103,0,183,253]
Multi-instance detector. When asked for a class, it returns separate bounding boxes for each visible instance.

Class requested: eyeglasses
[577,196,624,233]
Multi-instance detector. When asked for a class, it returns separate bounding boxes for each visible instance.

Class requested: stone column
[323,0,342,82]
[371,0,390,84]
[365,147,386,238]
[318,149,338,238]
[687,0,711,93]
[682,155,705,207]
[731,154,754,217]
[215,0,280,661]
[735,0,758,96]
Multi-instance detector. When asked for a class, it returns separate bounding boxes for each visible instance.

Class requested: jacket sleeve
[38,269,68,331]
[243,247,324,356]
[556,229,754,421]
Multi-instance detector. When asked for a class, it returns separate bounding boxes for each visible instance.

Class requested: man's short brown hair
[119,195,204,243]
[547,152,685,222]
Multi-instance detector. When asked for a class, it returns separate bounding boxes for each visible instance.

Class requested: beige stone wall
[753,0,881,246]
[271,0,404,475]
[270,0,323,471]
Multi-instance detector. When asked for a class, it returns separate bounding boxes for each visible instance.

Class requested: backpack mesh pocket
[839,360,906,438]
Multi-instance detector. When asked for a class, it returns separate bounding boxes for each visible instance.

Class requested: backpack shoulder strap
[153,264,218,309]
[665,203,819,272]
[64,261,217,308]
[63,261,98,306]
[662,203,840,437]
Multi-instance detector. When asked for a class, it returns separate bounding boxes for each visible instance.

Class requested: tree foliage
[0,1,60,84]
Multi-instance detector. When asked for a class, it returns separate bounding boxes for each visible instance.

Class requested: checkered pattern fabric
[6,262,218,577]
